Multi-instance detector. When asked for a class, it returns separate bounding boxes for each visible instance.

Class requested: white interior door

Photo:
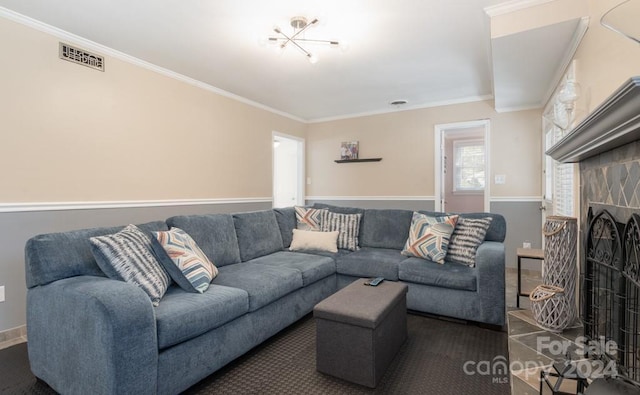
[273,132,305,208]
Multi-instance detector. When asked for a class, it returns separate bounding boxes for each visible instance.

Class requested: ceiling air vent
[59,43,104,72]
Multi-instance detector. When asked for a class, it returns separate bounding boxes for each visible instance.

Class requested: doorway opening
[272,132,305,208]
[434,120,490,212]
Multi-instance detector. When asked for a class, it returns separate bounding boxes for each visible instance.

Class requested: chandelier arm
[288,39,313,58]
[293,38,340,45]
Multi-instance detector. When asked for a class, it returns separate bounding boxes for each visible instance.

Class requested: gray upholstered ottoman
[313,279,408,388]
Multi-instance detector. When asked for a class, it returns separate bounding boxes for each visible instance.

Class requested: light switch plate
[0,286,5,302]
[495,175,506,184]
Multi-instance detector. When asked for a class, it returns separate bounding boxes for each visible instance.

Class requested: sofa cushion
[273,207,296,248]
[152,227,218,293]
[360,209,413,250]
[90,224,170,306]
[248,251,336,286]
[294,206,326,231]
[401,213,459,264]
[335,247,404,280]
[289,229,339,253]
[313,203,365,216]
[233,210,284,261]
[321,211,362,251]
[212,262,302,311]
[25,221,168,289]
[446,217,493,267]
[166,214,241,267]
[154,284,249,349]
[398,258,477,291]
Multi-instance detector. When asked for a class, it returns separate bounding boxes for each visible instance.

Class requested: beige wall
[563,0,640,116]
[0,17,305,203]
[307,100,542,198]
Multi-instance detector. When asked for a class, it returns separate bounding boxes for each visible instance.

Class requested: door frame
[272,131,305,207]
[434,119,491,212]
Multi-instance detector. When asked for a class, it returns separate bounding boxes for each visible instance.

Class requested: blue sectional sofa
[24,205,506,394]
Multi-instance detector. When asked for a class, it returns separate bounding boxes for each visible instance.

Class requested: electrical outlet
[495,174,506,184]
[306,177,312,185]
[0,286,5,303]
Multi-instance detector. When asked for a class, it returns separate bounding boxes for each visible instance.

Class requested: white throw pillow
[289,229,339,253]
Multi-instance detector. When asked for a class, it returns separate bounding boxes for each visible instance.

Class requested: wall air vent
[59,43,104,72]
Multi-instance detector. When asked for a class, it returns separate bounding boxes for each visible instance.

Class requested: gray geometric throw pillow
[90,224,170,306]
[446,217,493,267]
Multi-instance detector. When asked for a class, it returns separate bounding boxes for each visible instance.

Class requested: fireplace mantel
[546,77,640,163]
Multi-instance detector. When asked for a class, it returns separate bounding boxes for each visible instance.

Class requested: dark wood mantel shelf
[334,158,382,163]
[546,77,640,163]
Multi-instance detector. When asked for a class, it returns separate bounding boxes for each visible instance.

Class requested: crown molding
[308,95,494,124]
[0,7,306,124]
[484,0,556,17]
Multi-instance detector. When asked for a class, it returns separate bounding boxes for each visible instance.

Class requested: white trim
[306,196,436,201]
[0,198,273,213]
[307,196,543,203]
[490,196,543,202]
[494,103,544,113]
[308,95,494,124]
[0,7,305,124]
[434,119,491,212]
[484,0,556,17]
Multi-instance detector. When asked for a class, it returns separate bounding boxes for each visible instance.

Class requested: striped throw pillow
[401,212,459,264]
[321,211,362,251]
[152,227,218,293]
[446,217,493,267]
[294,206,327,231]
[90,224,170,306]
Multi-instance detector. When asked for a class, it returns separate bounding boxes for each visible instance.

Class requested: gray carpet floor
[0,313,509,394]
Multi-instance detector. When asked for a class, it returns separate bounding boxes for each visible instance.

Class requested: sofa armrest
[474,241,506,326]
[27,276,157,395]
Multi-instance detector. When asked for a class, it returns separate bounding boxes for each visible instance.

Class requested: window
[544,118,576,217]
[453,139,485,191]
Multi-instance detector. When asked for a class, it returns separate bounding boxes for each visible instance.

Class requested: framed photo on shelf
[340,141,359,160]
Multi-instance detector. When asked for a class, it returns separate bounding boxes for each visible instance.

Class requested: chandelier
[266,16,343,64]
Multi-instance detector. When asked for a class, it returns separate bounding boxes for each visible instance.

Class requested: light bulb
[308,53,319,64]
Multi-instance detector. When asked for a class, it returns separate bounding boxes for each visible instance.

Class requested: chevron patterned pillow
[90,224,170,306]
[152,227,218,293]
[401,212,459,264]
[446,217,493,267]
[294,206,327,231]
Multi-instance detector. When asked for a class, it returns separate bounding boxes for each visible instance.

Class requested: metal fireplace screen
[584,209,640,384]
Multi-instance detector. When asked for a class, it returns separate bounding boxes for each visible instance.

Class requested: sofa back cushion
[166,214,241,267]
[233,210,284,261]
[273,207,296,248]
[359,209,413,250]
[25,221,168,289]
[419,211,506,242]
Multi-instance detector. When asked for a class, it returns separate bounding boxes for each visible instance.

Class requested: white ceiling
[0,0,587,122]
